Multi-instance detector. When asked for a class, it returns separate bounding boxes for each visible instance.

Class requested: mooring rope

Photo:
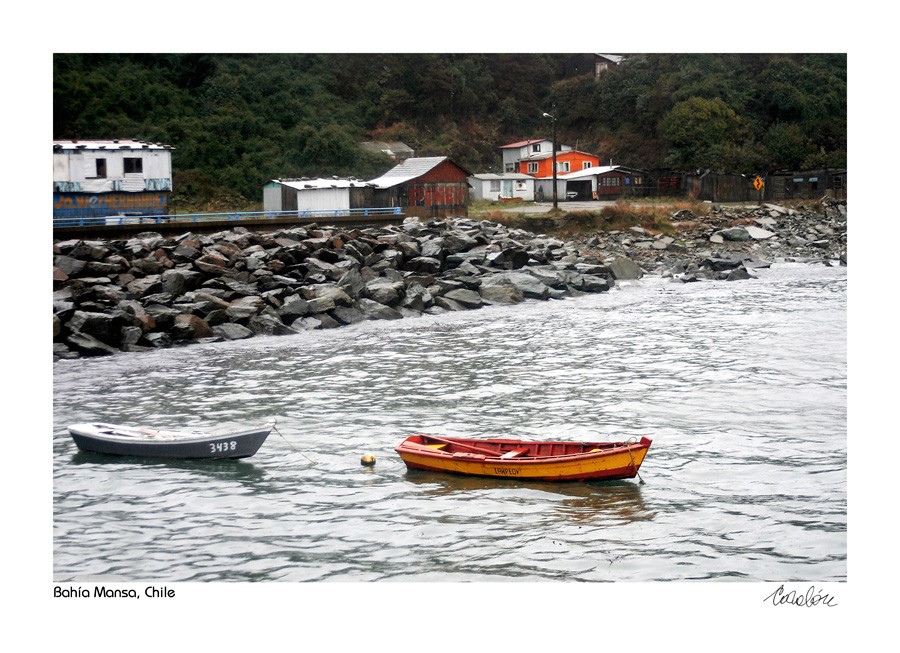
[625,436,645,485]
[269,419,316,465]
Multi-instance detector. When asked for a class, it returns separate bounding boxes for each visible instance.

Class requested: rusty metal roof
[274,178,373,190]
[499,139,549,149]
[53,139,173,151]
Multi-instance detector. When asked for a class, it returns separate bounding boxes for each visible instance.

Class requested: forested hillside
[53,53,846,209]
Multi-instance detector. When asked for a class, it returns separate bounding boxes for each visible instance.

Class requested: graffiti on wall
[407,184,468,207]
[53,192,169,218]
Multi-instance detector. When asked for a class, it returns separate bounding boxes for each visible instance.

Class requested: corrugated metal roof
[274,178,373,190]
[368,156,450,188]
[469,173,534,180]
[499,139,548,149]
[563,165,618,179]
[53,139,173,151]
[521,149,599,162]
[359,141,415,155]
[595,53,625,64]
[537,166,619,180]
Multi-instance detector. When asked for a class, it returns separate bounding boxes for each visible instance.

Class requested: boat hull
[395,435,651,482]
[68,423,272,459]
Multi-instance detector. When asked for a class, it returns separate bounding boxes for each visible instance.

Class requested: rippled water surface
[53,263,846,582]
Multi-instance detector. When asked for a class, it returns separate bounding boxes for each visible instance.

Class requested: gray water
[52,262,846,582]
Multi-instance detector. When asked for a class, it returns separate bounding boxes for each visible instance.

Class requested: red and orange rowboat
[395,434,652,482]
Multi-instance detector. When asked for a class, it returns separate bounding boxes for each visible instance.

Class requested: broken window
[124,157,143,174]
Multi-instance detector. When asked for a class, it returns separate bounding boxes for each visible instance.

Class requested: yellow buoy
[360,454,376,467]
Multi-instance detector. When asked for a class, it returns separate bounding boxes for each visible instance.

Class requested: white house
[499,139,573,173]
[468,173,535,202]
[53,139,174,219]
[53,139,173,193]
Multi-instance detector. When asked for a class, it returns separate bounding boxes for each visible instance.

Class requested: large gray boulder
[66,332,118,355]
[716,227,751,242]
[357,298,403,320]
[54,255,87,277]
[442,230,479,253]
[609,257,643,280]
[403,256,442,275]
[480,272,549,299]
[744,225,776,240]
[279,295,310,322]
[579,275,611,292]
[479,284,524,304]
[331,306,367,325]
[248,314,298,336]
[66,310,128,345]
[363,279,405,306]
[212,323,254,340]
[401,283,433,312]
[226,295,265,319]
[443,288,483,308]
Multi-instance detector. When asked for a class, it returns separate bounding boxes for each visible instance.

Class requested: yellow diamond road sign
[753,176,764,191]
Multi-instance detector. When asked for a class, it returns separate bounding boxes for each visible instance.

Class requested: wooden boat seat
[499,449,528,459]
[425,443,447,450]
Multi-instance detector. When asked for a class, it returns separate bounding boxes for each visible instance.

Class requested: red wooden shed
[369,156,471,218]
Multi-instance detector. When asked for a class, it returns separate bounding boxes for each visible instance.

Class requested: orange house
[518,150,601,177]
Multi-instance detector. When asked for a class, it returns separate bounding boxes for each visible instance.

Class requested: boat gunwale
[68,422,273,445]
[395,434,652,465]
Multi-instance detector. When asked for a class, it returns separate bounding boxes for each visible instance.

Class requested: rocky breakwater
[576,199,847,283]
[53,217,621,360]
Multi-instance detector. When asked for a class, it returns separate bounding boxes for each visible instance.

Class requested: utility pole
[542,107,558,210]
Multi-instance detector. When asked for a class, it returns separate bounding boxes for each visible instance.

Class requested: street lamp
[542,110,558,209]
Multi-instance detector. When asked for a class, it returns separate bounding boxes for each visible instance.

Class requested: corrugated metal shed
[367,156,471,218]
[265,178,375,212]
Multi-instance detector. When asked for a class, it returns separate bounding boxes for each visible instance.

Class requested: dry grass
[482,199,712,237]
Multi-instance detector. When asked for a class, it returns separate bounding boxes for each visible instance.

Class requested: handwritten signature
[763,584,837,607]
